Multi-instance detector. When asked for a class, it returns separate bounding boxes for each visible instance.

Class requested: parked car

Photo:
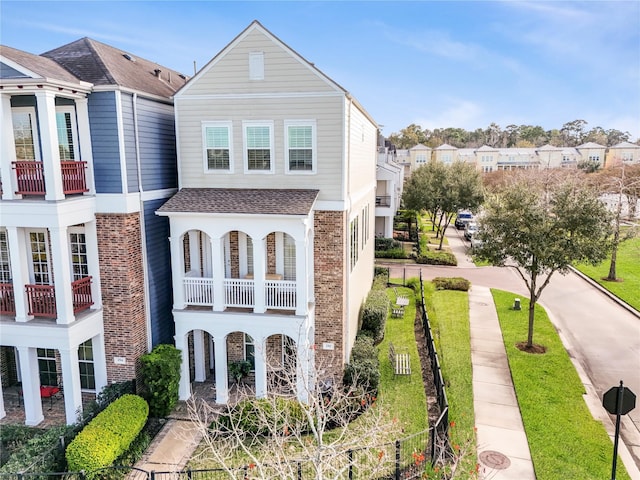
[470,233,483,250]
[464,222,478,240]
[455,211,474,229]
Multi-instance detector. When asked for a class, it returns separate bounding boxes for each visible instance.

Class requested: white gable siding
[345,99,377,195]
[183,29,338,96]
[176,95,346,201]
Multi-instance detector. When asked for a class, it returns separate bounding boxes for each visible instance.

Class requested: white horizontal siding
[185,29,338,96]
[177,96,345,201]
[346,100,378,195]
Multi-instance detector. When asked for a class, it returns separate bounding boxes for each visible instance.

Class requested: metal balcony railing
[24,276,93,318]
[0,283,15,315]
[376,195,391,207]
[12,161,88,196]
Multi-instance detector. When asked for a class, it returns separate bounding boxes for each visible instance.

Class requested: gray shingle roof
[1,45,84,85]
[42,38,188,98]
[157,188,320,215]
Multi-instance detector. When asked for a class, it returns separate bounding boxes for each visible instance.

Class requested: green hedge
[374,248,409,259]
[416,249,457,266]
[375,237,402,251]
[215,397,305,437]
[65,394,148,476]
[360,276,390,344]
[343,335,380,394]
[139,344,182,417]
[432,277,471,291]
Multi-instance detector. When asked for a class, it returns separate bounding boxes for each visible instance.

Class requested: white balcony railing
[182,276,297,311]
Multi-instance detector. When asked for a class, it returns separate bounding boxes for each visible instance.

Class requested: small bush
[416,250,457,266]
[139,344,182,417]
[65,394,148,477]
[432,277,471,291]
[215,397,305,436]
[375,237,402,251]
[374,266,389,279]
[343,335,380,393]
[0,425,71,474]
[375,248,409,259]
[360,289,389,344]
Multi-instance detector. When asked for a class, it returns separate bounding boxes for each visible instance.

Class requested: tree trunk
[606,192,623,281]
[527,299,536,348]
[607,243,618,281]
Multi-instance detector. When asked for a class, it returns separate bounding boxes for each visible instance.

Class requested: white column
[60,347,83,424]
[35,91,64,201]
[253,236,266,313]
[91,334,108,395]
[295,239,308,316]
[193,330,206,382]
[176,333,191,400]
[7,227,31,322]
[169,234,185,309]
[212,237,225,312]
[17,347,44,425]
[254,338,267,399]
[84,220,102,310]
[0,94,17,200]
[296,342,312,404]
[0,381,5,419]
[214,336,229,404]
[74,97,95,195]
[49,226,74,324]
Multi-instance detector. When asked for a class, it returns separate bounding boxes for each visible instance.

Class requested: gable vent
[249,51,264,81]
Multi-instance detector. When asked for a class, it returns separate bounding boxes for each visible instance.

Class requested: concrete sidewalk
[470,286,536,479]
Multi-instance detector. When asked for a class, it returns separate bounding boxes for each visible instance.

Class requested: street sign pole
[611,381,623,480]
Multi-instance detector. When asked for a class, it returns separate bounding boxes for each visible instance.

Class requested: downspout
[132,93,153,352]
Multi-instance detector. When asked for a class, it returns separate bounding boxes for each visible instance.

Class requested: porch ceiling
[158,188,319,216]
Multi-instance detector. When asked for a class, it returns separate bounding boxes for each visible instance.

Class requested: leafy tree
[475,173,611,349]
[560,119,588,146]
[403,161,484,250]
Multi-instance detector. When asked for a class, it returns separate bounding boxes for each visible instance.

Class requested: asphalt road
[377,225,640,470]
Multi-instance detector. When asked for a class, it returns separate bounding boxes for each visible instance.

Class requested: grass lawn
[574,235,640,311]
[425,282,476,464]
[381,285,429,433]
[492,289,630,480]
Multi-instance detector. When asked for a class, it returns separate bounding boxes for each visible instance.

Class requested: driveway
[377,226,640,471]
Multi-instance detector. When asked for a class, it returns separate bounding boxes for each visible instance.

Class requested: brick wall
[313,210,347,379]
[96,213,147,383]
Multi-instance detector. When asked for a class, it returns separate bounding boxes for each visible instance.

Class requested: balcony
[23,276,93,319]
[376,195,391,207]
[0,283,16,315]
[182,276,297,311]
[12,161,89,196]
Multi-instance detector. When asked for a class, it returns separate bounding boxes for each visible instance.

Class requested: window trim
[12,107,41,161]
[55,105,79,161]
[284,120,317,175]
[243,121,274,174]
[202,121,233,173]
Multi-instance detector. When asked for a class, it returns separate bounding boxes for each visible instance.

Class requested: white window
[244,334,255,371]
[203,122,232,172]
[29,230,50,285]
[12,108,40,161]
[243,122,274,173]
[588,154,600,163]
[37,348,57,386]
[285,121,316,173]
[416,154,427,164]
[249,52,264,81]
[622,152,633,162]
[69,228,88,281]
[0,230,10,283]
[56,106,78,160]
[350,217,359,270]
[283,234,296,281]
[441,154,450,164]
[78,340,95,390]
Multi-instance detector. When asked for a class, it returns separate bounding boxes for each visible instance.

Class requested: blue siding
[137,98,178,191]
[144,197,174,346]
[88,92,122,194]
[120,93,140,193]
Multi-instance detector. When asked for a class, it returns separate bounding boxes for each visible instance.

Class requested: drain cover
[479,450,511,470]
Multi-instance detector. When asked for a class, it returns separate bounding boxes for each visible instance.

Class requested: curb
[569,266,640,320]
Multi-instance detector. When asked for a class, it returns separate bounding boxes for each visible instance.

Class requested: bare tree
[185,355,402,479]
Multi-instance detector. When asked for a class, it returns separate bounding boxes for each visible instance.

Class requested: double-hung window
[243,122,273,172]
[56,106,78,160]
[12,108,40,161]
[285,121,316,173]
[203,122,232,172]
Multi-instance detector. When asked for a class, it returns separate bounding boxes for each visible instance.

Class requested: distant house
[408,144,432,170]
[376,140,404,238]
[605,141,640,166]
[156,21,378,404]
[576,142,606,167]
[0,40,185,425]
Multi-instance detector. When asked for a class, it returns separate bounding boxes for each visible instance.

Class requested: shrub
[343,335,380,393]
[0,425,71,474]
[375,237,402,251]
[416,250,457,266]
[374,248,408,259]
[374,266,389,279]
[139,344,182,417]
[215,397,305,436]
[432,277,471,291]
[360,288,389,344]
[65,394,148,476]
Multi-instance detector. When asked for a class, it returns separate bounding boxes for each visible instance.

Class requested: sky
[1,1,639,140]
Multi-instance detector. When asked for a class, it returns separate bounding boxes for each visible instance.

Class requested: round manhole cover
[479,450,511,470]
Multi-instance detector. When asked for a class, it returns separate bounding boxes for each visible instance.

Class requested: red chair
[40,385,60,409]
